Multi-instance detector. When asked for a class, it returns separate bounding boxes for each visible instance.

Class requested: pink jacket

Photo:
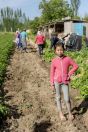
[35,35,45,45]
[50,56,78,85]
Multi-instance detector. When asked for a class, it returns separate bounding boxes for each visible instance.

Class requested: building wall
[84,23,88,37]
[64,21,88,37]
[64,21,73,34]
[41,20,88,38]
[73,22,88,37]
[73,23,84,36]
[48,27,54,38]
[43,26,49,38]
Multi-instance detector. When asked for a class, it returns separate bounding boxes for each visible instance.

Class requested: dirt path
[2,44,88,132]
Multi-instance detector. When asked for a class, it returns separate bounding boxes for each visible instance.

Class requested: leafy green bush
[0,32,14,120]
[0,33,14,86]
[43,39,54,62]
[66,47,88,98]
[0,104,9,120]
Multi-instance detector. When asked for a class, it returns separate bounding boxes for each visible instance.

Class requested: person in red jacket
[50,42,79,121]
[35,31,45,55]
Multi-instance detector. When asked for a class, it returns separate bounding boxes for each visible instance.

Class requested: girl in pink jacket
[50,43,78,121]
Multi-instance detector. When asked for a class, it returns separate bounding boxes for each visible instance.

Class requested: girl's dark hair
[55,42,64,50]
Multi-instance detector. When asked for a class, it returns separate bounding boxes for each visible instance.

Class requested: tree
[39,0,73,24]
[29,17,40,34]
[70,0,80,17]
[83,14,88,21]
[0,7,30,32]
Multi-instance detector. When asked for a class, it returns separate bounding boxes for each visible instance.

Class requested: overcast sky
[0,0,88,19]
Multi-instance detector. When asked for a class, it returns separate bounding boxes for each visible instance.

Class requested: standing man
[50,32,59,50]
[20,29,28,52]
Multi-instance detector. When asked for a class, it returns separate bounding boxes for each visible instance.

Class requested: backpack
[66,33,77,46]
[66,33,82,51]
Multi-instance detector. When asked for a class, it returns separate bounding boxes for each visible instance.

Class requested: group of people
[15,29,28,52]
[50,32,71,51]
[15,29,69,55]
[15,29,46,55]
[15,29,79,121]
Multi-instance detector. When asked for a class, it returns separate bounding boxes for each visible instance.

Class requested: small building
[39,19,88,38]
[64,19,88,36]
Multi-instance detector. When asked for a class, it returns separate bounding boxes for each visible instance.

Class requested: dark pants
[18,42,22,49]
[50,43,56,50]
[38,44,44,55]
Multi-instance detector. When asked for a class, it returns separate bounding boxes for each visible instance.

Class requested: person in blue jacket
[20,29,28,52]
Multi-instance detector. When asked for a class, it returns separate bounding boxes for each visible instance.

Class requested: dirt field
[1,43,88,132]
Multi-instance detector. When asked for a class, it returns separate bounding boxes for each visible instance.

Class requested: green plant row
[0,32,14,121]
[0,33,14,85]
[0,104,9,120]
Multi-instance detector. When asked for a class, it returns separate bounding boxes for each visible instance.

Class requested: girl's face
[55,46,64,57]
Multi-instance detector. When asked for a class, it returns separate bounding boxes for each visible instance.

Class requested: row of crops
[0,32,14,122]
[43,39,88,99]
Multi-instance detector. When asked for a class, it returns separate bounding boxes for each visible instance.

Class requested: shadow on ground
[33,120,52,132]
[0,88,23,132]
[72,98,88,115]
